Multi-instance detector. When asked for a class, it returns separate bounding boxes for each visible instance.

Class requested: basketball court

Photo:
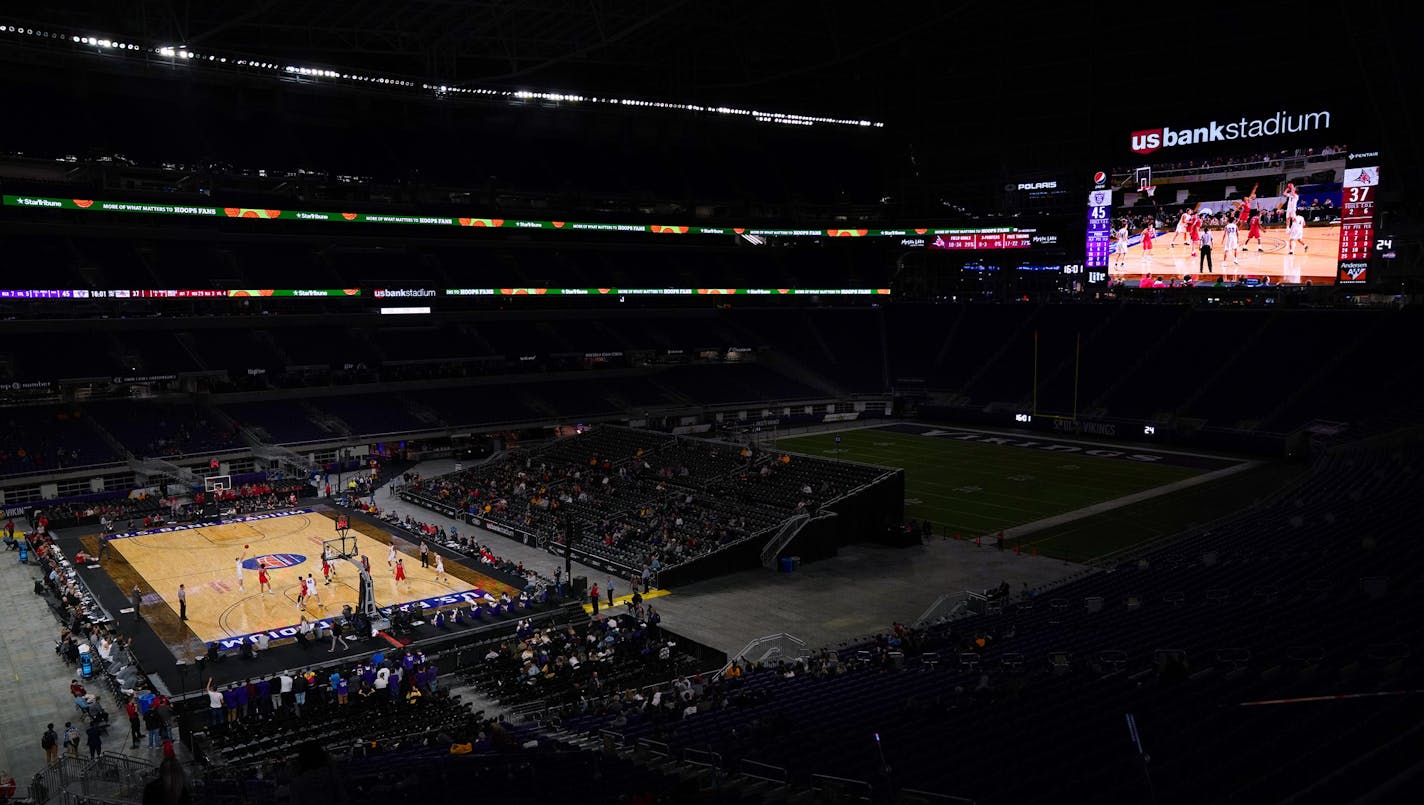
[91,506,520,652]
[1112,222,1340,285]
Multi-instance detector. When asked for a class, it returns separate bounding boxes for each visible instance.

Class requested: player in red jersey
[1244,211,1264,252]
[1139,218,1155,264]
[1238,184,1257,229]
[257,562,273,595]
[1187,213,1203,259]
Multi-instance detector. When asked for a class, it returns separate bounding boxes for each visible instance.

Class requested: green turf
[776,427,1221,560]
[1019,460,1307,561]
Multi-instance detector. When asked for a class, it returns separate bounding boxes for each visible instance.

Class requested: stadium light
[2,24,883,129]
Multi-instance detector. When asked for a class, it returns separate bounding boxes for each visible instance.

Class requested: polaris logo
[1016,181,1058,190]
[1130,110,1330,154]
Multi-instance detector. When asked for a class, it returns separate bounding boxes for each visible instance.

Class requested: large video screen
[1103,143,1374,286]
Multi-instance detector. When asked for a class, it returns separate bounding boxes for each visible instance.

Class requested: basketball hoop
[1143,186,1156,199]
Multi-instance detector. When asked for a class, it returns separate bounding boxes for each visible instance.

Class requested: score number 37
[1347,186,1372,204]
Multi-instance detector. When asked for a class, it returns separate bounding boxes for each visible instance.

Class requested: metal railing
[722,632,810,675]
[30,752,156,805]
[759,511,811,567]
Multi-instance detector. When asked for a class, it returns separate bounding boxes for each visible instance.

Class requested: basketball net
[1143,186,1156,199]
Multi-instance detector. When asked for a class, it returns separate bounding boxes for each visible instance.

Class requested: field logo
[1130,110,1330,154]
[244,553,306,570]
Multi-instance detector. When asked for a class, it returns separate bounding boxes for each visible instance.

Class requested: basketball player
[394,558,408,590]
[1113,220,1129,268]
[1169,209,1192,248]
[1140,219,1154,263]
[305,574,323,611]
[387,543,396,569]
[1284,182,1299,224]
[296,574,307,611]
[1222,218,1240,265]
[257,561,273,595]
[434,553,446,584]
[321,550,333,586]
[1244,211,1264,252]
[1187,212,1203,259]
[1238,184,1257,229]
[1286,213,1308,255]
[234,551,247,591]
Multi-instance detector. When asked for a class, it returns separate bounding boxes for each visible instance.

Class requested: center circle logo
[243,553,307,570]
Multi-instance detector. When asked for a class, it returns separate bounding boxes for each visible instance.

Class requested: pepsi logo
[1093,171,1106,184]
[244,553,307,570]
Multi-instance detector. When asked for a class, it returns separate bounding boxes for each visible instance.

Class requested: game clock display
[1337,161,1379,283]
[1085,188,1113,269]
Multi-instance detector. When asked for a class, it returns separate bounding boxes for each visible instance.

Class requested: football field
[777,423,1249,561]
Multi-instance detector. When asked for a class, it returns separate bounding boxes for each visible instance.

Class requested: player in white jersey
[1169,210,1192,248]
[1284,182,1299,224]
[1286,214,1308,254]
[434,553,446,584]
[387,543,397,568]
[1222,220,1240,265]
[235,551,246,590]
[1113,222,1129,267]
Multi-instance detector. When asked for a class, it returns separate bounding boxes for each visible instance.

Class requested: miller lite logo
[244,553,307,570]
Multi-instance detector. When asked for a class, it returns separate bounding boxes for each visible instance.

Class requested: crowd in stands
[469,611,682,710]
[33,480,309,530]
[1114,144,1349,177]
[403,427,888,575]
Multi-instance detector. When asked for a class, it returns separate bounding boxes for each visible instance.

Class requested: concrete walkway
[0,547,157,791]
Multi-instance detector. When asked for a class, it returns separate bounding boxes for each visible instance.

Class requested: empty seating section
[86,401,242,458]
[734,308,885,392]
[554,444,1424,803]
[312,393,429,436]
[1095,309,1264,418]
[219,400,330,444]
[0,405,119,475]
[1184,310,1355,423]
[933,304,1037,390]
[653,364,823,404]
[373,324,494,363]
[1033,304,1184,413]
[963,303,1084,403]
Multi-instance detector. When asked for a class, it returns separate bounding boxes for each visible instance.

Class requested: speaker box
[570,576,587,598]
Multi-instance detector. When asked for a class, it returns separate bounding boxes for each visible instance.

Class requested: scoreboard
[928,231,1033,250]
[1337,155,1380,284]
[1085,177,1113,269]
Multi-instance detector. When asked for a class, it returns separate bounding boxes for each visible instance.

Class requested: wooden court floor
[91,508,519,650]
[1111,223,1342,284]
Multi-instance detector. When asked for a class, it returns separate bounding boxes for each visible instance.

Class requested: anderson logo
[1130,110,1330,155]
